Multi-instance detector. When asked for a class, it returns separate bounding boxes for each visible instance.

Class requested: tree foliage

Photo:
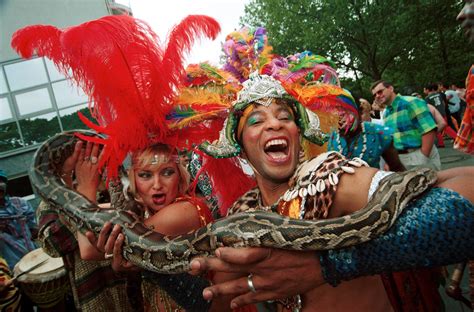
[241,0,473,99]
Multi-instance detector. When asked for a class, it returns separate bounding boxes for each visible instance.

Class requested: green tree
[241,0,473,98]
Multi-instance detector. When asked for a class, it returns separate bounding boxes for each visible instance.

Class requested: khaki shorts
[398,146,441,171]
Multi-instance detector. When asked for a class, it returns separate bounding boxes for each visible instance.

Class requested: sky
[116,0,250,65]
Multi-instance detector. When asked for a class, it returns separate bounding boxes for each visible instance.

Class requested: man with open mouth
[190,72,474,311]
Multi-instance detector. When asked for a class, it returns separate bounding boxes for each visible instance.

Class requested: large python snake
[31,130,438,273]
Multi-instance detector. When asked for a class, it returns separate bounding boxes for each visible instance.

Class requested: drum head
[14,248,65,283]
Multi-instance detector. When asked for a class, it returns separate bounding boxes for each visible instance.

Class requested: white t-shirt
[445,90,461,113]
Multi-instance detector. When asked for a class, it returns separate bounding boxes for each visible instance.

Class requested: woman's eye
[137,171,152,179]
[161,168,176,177]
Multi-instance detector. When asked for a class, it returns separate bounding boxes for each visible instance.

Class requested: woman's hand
[61,141,82,187]
[85,223,138,272]
[75,141,102,202]
[109,233,137,272]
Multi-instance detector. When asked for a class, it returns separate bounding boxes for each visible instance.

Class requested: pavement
[438,139,474,170]
[435,138,473,311]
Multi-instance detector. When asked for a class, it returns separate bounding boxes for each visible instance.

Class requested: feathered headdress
[222,27,272,82]
[166,62,240,150]
[262,51,358,134]
[166,62,256,217]
[197,26,354,159]
[11,15,221,178]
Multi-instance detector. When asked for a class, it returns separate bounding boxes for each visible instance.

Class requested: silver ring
[247,273,257,293]
[84,156,90,161]
[104,253,113,260]
[90,156,98,164]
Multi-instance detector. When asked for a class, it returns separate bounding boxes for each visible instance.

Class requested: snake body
[31,130,438,273]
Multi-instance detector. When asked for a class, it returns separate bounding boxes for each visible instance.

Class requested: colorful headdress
[262,51,339,86]
[265,50,358,134]
[199,73,328,158]
[11,15,221,178]
[222,27,272,82]
[166,62,240,150]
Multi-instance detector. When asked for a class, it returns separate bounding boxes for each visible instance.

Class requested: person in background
[372,81,441,170]
[424,83,457,147]
[0,255,21,311]
[427,103,448,134]
[358,98,372,122]
[454,1,474,155]
[327,99,405,171]
[412,92,447,149]
[438,82,460,131]
[444,83,462,126]
[0,169,37,270]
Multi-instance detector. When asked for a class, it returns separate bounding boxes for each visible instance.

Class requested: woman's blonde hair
[127,144,190,201]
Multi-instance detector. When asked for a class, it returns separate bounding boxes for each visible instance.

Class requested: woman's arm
[144,200,202,236]
[73,141,107,260]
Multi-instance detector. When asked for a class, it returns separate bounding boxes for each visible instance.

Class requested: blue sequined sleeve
[320,187,474,286]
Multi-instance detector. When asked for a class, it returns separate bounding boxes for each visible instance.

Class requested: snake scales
[31,130,437,273]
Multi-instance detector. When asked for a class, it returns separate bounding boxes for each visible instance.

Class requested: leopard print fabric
[226,188,262,215]
[228,152,367,220]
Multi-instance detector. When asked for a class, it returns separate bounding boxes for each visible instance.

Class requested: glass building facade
[0,57,91,154]
[0,0,131,201]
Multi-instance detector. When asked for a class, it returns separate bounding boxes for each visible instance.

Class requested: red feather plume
[11,15,221,179]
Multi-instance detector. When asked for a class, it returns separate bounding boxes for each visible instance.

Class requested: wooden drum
[13,248,69,309]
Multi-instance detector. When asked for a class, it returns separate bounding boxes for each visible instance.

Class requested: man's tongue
[152,194,165,205]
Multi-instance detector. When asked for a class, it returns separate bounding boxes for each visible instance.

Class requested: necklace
[335,123,367,159]
[257,189,280,212]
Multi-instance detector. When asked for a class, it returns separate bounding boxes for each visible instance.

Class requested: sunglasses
[373,87,386,97]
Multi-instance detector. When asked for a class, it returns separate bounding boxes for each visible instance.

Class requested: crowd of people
[1,1,473,312]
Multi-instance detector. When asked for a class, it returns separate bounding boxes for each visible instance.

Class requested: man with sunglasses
[370,80,441,170]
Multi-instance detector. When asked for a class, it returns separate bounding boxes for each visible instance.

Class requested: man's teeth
[265,139,287,149]
[269,153,287,160]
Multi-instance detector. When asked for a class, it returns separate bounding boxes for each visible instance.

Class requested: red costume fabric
[454,65,474,154]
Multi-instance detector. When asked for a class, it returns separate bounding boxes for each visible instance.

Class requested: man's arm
[420,129,436,157]
[189,187,474,308]
[427,104,447,133]
[410,99,437,157]
[321,187,474,286]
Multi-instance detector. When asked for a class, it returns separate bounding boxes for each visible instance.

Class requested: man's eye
[278,112,293,121]
[247,116,262,126]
